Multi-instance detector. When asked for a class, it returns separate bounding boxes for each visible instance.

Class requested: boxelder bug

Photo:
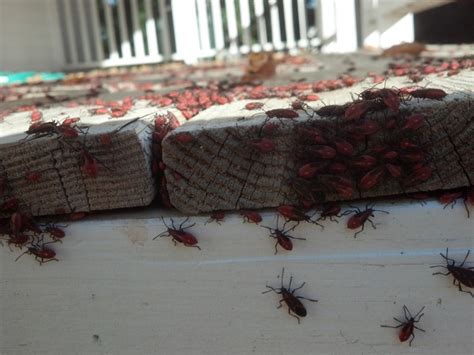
[263,268,318,323]
[343,203,389,237]
[153,218,200,250]
[206,211,225,225]
[261,217,305,254]
[15,240,59,265]
[381,305,425,346]
[431,248,474,297]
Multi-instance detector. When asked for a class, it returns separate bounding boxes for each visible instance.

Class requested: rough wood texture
[0,102,183,216]
[163,71,474,214]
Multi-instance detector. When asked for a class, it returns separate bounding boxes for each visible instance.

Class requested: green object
[0,71,65,85]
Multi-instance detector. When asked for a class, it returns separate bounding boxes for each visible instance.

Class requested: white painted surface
[1,200,473,354]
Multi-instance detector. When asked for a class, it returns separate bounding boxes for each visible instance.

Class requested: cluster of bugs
[289,86,446,204]
[0,209,66,264]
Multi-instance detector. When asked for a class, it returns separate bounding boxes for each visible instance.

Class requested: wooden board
[162,71,474,214]
[1,199,473,354]
[0,102,184,216]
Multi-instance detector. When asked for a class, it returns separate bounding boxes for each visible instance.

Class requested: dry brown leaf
[382,42,427,57]
[242,52,276,81]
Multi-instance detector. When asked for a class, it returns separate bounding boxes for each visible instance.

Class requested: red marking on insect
[263,268,318,323]
[69,212,87,220]
[431,248,474,297]
[381,306,425,346]
[25,171,42,183]
[298,94,319,102]
[344,101,370,121]
[316,104,347,117]
[324,162,345,174]
[401,113,425,131]
[81,150,98,178]
[385,118,397,130]
[99,133,112,146]
[352,155,377,171]
[240,210,262,224]
[309,145,336,160]
[327,182,353,199]
[265,108,299,119]
[318,202,342,222]
[360,88,400,112]
[10,212,23,236]
[174,132,194,144]
[262,122,279,134]
[6,234,29,250]
[359,167,384,190]
[277,205,321,227]
[206,211,225,225]
[153,218,200,249]
[44,224,66,242]
[262,219,305,254]
[2,198,19,212]
[438,191,463,209]
[344,204,389,237]
[357,119,380,136]
[298,163,319,179]
[399,138,418,150]
[410,88,447,100]
[91,107,110,115]
[334,139,354,157]
[58,125,79,138]
[385,164,402,178]
[30,110,42,122]
[15,241,59,265]
[62,117,80,126]
[245,102,264,110]
[299,127,327,145]
[249,138,276,153]
[405,165,432,185]
[383,151,398,161]
[400,152,424,163]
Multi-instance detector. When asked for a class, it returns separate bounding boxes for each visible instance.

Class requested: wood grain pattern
[163,71,474,214]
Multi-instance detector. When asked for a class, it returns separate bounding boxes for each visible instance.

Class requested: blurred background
[1,0,473,76]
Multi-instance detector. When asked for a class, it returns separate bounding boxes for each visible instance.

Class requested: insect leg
[367,217,377,230]
[459,250,471,267]
[414,326,425,332]
[413,306,425,321]
[292,281,306,293]
[262,285,280,294]
[380,324,403,329]
[353,224,364,238]
[274,241,279,255]
[458,284,474,297]
[288,308,301,324]
[431,271,451,276]
[409,333,415,347]
[297,296,318,302]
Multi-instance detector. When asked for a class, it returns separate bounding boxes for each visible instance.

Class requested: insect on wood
[153,218,200,250]
[381,305,425,346]
[430,248,474,297]
[262,268,318,323]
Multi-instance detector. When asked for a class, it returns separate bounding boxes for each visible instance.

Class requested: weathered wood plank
[162,71,474,214]
[0,102,183,216]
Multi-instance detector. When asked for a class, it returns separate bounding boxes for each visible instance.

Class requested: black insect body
[431,248,474,297]
[262,268,318,323]
[381,305,425,346]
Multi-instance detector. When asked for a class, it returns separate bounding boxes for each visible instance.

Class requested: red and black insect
[262,268,318,323]
[381,305,425,346]
[318,202,342,223]
[205,211,225,225]
[15,240,59,265]
[5,234,30,251]
[261,218,305,254]
[277,204,323,229]
[430,248,474,297]
[153,218,200,250]
[43,224,66,242]
[240,210,263,224]
[343,204,389,237]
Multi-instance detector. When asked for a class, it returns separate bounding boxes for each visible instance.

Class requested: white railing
[58,0,356,69]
